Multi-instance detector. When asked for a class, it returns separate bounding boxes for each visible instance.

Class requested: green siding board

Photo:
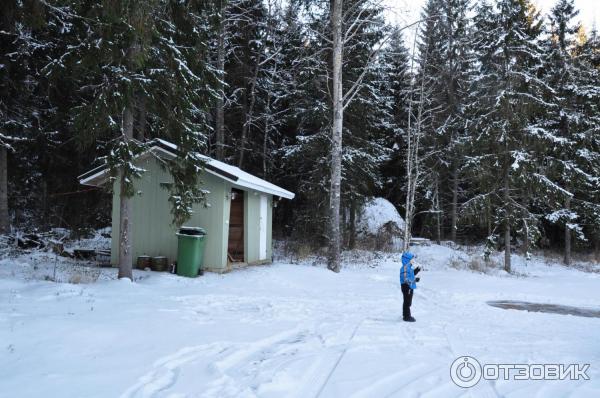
[110,178,119,265]
[186,172,228,270]
[221,182,232,267]
[267,196,273,261]
[110,156,275,271]
[132,157,177,261]
[242,190,249,263]
[244,191,260,263]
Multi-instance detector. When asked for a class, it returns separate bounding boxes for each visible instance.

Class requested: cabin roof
[78,138,295,199]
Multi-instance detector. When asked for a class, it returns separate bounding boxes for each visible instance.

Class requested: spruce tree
[571,26,600,258]
[414,0,472,243]
[67,0,217,278]
[277,0,396,253]
[0,1,26,233]
[536,0,600,264]
[0,1,71,232]
[465,0,549,271]
[379,32,412,211]
[340,3,392,249]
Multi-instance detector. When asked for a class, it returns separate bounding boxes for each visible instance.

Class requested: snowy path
[1,246,600,397]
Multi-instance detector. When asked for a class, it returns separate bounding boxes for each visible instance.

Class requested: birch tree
[328,0,344,272]
[402,32,431,251]
[325,0,426,271]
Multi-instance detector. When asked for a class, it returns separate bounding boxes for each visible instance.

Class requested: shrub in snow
[356,197,405,251]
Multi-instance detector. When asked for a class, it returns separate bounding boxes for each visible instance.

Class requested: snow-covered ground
[1,244,599,398]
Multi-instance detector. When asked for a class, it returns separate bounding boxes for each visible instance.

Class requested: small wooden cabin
[79,139,294,272]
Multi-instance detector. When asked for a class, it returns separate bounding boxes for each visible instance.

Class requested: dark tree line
[1,0,599,271]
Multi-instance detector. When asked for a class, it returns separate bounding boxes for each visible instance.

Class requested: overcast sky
[385,0,599,45]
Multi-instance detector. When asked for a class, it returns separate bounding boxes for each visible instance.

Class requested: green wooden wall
[111,155,229,271]
[111,154,274,272]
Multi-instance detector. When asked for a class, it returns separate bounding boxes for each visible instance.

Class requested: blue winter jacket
[400,252,417,289]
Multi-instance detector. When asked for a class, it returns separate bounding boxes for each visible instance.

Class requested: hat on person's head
[401,251,414,265]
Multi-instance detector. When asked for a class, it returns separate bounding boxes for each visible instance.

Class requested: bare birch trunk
[0,147,8,234]
[263,88,273,178]
[341,202,347,246]
[238,60,260,169]
[402,23,426,253]
[564,196,571,266]
[504,219,511,272]
[215,4,225,161]
[503,167,511,273]
[403,138,413,252]
[349,198,356,250]
[486,197,492,237]
[434,176,441,245]
[262,117,270,178]
[42,179,48,227]
[327,0,343,273]
[522,218,529,256]
[118,105,134,280]
[450,166,458,242]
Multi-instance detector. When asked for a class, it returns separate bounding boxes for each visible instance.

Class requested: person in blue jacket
[400,251,421,322]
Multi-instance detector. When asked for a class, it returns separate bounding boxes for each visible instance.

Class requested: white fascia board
[79,170,109,187]
[233,180,295,199]
[201,167,294,199]
[79,146,177,187]
[79,142,295,199]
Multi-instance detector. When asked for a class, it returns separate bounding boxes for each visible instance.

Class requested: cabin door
[259,194,268,260]
[228,189,244,262]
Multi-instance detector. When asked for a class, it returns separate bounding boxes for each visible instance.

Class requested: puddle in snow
[487,300,600,318]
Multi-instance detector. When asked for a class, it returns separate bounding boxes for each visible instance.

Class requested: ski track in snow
[2,246,600,398]
[120,343,226,398]
[117,273,600,397]
[119,290,488,398]
[120,324,347,398]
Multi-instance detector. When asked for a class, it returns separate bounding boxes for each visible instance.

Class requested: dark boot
[403,316,416,322]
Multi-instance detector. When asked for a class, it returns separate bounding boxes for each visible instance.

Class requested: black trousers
[401,283,413,319]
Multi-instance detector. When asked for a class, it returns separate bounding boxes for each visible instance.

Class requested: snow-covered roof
[78,139,294,199]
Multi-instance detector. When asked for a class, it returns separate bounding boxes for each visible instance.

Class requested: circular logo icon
[450,356,482,388]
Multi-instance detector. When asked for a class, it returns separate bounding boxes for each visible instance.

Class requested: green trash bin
[176,227,206,277]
